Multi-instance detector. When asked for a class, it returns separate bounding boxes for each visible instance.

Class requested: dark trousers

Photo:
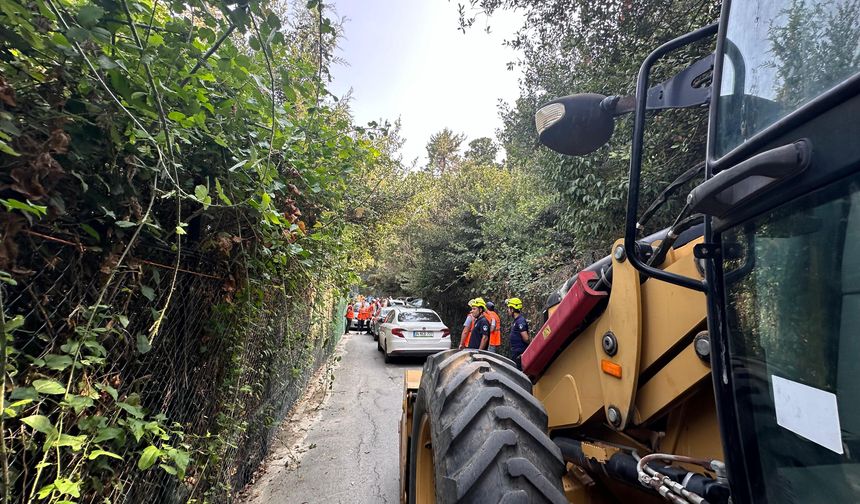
[513,353,523,371]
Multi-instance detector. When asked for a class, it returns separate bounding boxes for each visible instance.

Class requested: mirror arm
[624,22,719,292]
[603,53,715,116]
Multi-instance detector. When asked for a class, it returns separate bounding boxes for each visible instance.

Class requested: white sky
[328,1,524,166]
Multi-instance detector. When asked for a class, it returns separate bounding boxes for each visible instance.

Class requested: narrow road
[241,330,424,504]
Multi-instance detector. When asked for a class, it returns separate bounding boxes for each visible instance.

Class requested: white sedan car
[378,308,451,363]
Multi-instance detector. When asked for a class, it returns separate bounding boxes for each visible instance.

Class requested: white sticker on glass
[772,374,843,454]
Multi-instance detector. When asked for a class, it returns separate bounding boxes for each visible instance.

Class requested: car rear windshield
[397,311,441,323]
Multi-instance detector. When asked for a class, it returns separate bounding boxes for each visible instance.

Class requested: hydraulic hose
[553,438,730,504]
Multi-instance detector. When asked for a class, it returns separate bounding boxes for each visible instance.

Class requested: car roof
[393,307,438,314]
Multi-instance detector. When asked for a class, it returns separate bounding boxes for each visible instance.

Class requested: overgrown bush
[0,0,392,500]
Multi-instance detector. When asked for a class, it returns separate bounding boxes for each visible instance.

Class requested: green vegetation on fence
[0,0,397,500]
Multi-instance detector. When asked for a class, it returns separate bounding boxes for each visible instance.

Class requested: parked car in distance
[406,298,426,308]
[371,307,394,340]
[378,308,451,363]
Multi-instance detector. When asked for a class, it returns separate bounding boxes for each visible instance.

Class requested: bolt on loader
[399,1,860,502]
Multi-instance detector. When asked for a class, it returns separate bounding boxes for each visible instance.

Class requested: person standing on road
[505,297,530,370]
[466,298,491,351]
[458,300,475,350]
[345,302,354,334]
[358,300,371,333]
[485,301,502,353]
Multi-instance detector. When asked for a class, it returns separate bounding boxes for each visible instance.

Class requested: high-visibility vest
[462,313,474,347]
[486,310,501,346]
[346,305,354,319]
[359,304,371,320]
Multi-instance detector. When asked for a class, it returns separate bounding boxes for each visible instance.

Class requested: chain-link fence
[2,231,344,503]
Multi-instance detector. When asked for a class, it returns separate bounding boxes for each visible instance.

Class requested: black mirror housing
[535,93,615,156]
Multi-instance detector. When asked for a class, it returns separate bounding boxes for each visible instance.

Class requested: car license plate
[414,331,434,338]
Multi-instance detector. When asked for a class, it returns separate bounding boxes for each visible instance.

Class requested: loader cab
[705,1,860,503]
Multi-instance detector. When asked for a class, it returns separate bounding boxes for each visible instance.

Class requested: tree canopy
[425,127,467,175]
[365,0,721,344]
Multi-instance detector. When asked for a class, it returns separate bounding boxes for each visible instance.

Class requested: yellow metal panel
[404,369,422,390]
[633,343,711,424]
[580,441,620,463]
[594,239,642,430]
[661,391,725,461]
[536,237,708,433]
[535,323,605,429]
[639,239,707,371]
[541,374,583,426]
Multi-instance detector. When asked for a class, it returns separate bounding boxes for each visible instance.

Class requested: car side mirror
[535,93,615,156]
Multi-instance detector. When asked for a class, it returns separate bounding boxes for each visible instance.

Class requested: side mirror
[535,93,615,156]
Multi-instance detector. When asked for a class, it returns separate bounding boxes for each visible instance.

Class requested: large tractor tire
[408,350,566,504]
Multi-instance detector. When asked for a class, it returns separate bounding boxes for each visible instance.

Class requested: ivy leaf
[77,5,104,28]
[63,394,94,414]
[33,379,66,395]
[0,198,47,217]
[215,179,232,205]
[0,139,20,156]
[147,33,164,46]
[117,401,145,419]
[138,445,162,470]
[37,484,55,499]
[5,315,24,333]
[88,449,123,460]
[194,185,209,204]
[0,271,17,286]
[10,387,37,401]
[136,334,152,354]
[167,111,186,121]
[22,415,56,435]
[92,427,123,443]
[52,477,81,497]
[97,55,118,70]
[66,26,90,43]
[43,354,74,371]
[54,433,87,451]
[80,223,100,240]
[140,285,155,301]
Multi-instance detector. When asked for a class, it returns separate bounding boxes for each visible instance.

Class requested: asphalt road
[241,330,425,504]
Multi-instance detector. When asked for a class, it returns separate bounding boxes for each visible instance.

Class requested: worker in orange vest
[459,299,476,350]
[345,303,354,334]
[485,301,502,353]
[358,301,371,333]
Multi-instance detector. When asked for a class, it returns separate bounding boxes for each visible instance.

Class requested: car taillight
[441,328,450,338]
[392,328,405,338]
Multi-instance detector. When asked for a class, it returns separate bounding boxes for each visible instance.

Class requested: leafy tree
[426,127,467,175]
[368,0,723,348]
[465,137,500,165]
[464,0,720,254]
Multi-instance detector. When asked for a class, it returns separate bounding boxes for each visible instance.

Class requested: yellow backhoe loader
[400,1,860,502]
